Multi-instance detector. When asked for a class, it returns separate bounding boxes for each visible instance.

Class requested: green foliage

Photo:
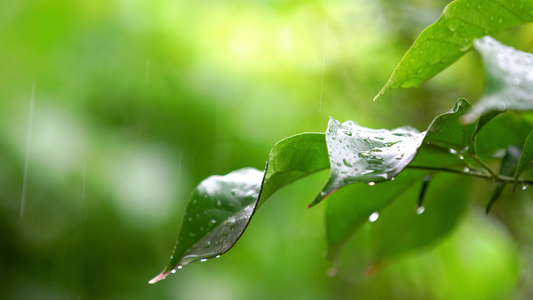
[152,32,533,283]
[374,0,533,100]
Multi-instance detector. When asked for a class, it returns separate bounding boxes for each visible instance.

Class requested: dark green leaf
[371,173,469,266]
[514,129,533,191]
[325,170,426,262]
[424,98,477,149]
[375,0,533,100]
[486,146,522,213]
[464,36,533,122]
[410,99,477,172]
[475,113,532,160]
[149,168,264,284]
[310,117,426,207]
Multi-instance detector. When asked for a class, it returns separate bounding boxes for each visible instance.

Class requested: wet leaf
[514,129,533,191]
[149,168,264,284]
[464,36,533,122]
[310,117,426,207]
[375,0,533,100]
[150,133,329,283]
[486,146,521,213]
[371,173,469,266]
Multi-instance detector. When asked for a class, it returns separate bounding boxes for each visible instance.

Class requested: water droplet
[205,241,211,248]
[449,148,458,155]
[459,155,464,160]
[368,182,375,186]
[463,167,470,173]
[177,265,183,269]
[522,184,528,191]
[368,212,379,222]
[343,159,353,167]
[171,270,176,274]
[391,177,395,181]
[416,206,425,215]
[497,102,507,111]
[217,199,222,206]
[200,259,207,262]
[216,255,221,258]
[343,130,352,136]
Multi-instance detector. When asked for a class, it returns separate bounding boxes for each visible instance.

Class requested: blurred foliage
[1,0,533,299]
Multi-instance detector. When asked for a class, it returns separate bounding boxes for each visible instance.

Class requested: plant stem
[406,165,533,185]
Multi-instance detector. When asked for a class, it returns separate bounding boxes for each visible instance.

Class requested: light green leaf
[375,0,533,100]
[514,129,533,191]
[310,117,426,207]
[463,36,533,122]
[258,133,329,207]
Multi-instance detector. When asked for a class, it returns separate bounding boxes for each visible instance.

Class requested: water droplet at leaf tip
[148,272,168,285]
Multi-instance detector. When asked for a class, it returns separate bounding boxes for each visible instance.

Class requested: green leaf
[258,133,329,207]
[463,36,533,123]
[371,173,469,266]
[475,113,532,160]
[514,129,533,191]
[149,167,264,284]
[310,117,426,207]
[410,99,477,172]
[486,146,522,213]
[150,133,329,283]
[325,170,426,262]
[374,0,533,100]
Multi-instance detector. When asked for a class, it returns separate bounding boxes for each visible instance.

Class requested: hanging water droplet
[177,265,183,269]
[522,184,528,191]
[368,182,375,186]
[416,206,425,215]
[497,102,507,111]
[463,167,470,173]
[215,255,221,259]
[449,148,458,155]
[459,155,464,160]
[200,259,207,262]
[368,212,379,222]
[391,177,395,181]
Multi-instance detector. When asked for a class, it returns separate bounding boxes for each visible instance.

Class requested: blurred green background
[2,0,533,299]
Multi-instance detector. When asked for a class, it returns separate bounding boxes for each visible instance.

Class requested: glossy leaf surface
[310,117,426,207]
[375,0,533,100]
[149,168,264,284]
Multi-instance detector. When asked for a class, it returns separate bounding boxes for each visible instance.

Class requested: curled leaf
[310,117,426,207]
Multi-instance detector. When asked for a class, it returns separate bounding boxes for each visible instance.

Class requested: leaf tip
[148,271,170,284]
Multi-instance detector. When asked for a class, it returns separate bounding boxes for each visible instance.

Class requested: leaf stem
[406,165,533,185]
